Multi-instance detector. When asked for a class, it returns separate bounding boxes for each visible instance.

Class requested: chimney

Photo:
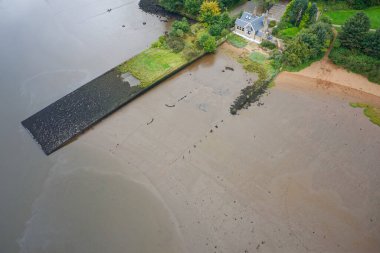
[263,11,269,32]
[253,7,257,17]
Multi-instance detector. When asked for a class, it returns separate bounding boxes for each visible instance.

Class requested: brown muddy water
[0,0,179,252]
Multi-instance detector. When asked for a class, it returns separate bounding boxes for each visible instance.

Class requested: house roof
[235,11,264,32]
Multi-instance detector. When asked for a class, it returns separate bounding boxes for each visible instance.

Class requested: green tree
[300,2,318,28]
[299,2,311,28]
[209,23,224,36]
[197,33,217,52]
[160,0,184,11]
[283,0,308,26]
[299,30,322,55]
[339,12,370,50]
[172,18,190,33]
[202,36,217,52]
[308,3,318,24]
[184,0,202,15]
[208,12,231,36]
[362,29,380,59]
[199,0,221,24]
[218,12,232,28]
[309,21,333,44]
[282,39,311,66]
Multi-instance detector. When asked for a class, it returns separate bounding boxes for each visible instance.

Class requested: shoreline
[276,72,380,107]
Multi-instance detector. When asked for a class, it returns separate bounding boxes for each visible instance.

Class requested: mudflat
[35,48,379,253]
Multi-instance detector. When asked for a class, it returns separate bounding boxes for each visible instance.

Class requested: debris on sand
[178,95,187,102]
[225,66,234,71]
[147,118,154,125]
[143,22,146,25]
[165,104,175,107]
[107,8,112,12]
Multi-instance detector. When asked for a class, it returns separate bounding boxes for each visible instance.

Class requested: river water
[0,0,183,252]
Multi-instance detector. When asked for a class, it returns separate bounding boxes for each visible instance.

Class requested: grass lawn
[118,48,186,87]
[350,102,380,127]
[227,33,248,48]
[278,27,301,40]
[249,52,267,64]
[324,6,380,29]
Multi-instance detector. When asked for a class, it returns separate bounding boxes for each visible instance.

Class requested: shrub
[172,18,190,33]
[329,46,380,84]
[221,29,230,37]
[270,49,283,69]
[209,23,224,36]
[184,0,202,15]
[183,45,201,60]
[199,35,217,53]
[151,41,162,48]
[269,20,276,28]
[260,40,276,50]
[166,35,185,53]
[362,29,380,59]
[339,12,370,51]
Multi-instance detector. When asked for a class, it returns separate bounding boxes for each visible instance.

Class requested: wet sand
[54,48,379,252]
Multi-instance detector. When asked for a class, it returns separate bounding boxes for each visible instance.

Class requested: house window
[242,28,244,31]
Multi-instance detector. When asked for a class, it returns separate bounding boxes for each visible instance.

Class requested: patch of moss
[350,102,380,127]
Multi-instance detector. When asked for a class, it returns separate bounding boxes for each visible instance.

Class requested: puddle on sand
[18,148,184,253]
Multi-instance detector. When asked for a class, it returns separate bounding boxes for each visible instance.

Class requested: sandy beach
[279,46,380,100]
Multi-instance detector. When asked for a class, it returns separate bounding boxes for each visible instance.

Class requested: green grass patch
[316,0,350,11]
[118,48,186,87]
[278,27,301,40]
[249,52,267,64]
[324,6,380,29]
[227,33,248,48]
[350,102,380,127]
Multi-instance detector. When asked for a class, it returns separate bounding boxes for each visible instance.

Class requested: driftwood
[147,118,154,125]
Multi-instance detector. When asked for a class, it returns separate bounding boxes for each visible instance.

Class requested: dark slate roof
[235,12,264,32]
[251,16,264,31]
[235,18,248,28]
